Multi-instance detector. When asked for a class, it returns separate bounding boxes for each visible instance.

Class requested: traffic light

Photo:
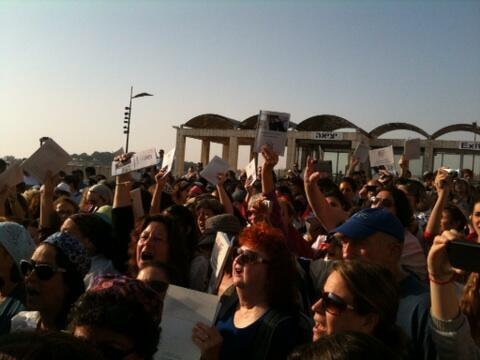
[124,106,131,134]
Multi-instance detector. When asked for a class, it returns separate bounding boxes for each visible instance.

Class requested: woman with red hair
[192,223,310,359]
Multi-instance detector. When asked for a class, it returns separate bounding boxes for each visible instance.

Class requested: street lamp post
[123,86,153,152]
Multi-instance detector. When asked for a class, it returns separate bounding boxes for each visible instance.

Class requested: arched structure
[174,114,480,179]
[369,123,430,139]
[183,113,240,129]
[296,115,370,137]
[431,123,480,139]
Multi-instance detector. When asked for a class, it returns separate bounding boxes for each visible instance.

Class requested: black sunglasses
[20,259,66,281]
[319,292,355,315]
[235,248,269,266]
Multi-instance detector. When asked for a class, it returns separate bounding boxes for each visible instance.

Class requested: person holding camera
[428,230,480,359]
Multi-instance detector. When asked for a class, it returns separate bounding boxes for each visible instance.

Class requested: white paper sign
[22,139,71,182]
[404,138,421,160]
[208,232,232,293]
[0,161,24,188]
[353,143,370,163]
[156,285,220,360]
[111,148,159,176]
[245,158,257,183]
[200,156,230,186]
[253,110,289,156]
[160,148,175,174]
[369,146,395,167]
[130,188,145,219]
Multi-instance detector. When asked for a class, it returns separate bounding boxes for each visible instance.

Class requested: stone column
[200,139,210,166]
[174,130,186,177]
[222,140,229,161]
[423,140,434,173]
[228,136,238,170]
[286,134,296,170]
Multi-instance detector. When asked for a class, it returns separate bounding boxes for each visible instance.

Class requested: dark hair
[332,261,405,350]
[443,204,467,232]
[195,198,225,215]
[239,223,298,312]
[68,287,160,360]
[162,204,198,260]
[40,243,86,330]
[341,177,358,192]
[380,187,413,227]
[128,215,189,286]
[324,187,351,212]
[69,213,114,259]
[0,331,104,360]
[288,331,399,360]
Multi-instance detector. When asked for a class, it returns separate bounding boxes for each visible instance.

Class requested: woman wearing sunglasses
[312,261,408,355]
[10,232,90,332]
[370,187,427,281]
[192,223,310,360]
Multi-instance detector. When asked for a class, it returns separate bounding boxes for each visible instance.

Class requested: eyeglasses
[20,259,66,281]
[318,292,355,315]
[370,196,394,208]
[235,248,269,266]
[145,280,169,294]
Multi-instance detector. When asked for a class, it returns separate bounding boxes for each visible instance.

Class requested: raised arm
[425,169,450,238]
[260,145,277,195]
[399,155,410,178]
[39,171,55,230]
[428,230,480,359]
[216,172,234,215]
[113,173,133,209]
[346,156,359,177]
[303,157,341,231]
[150,169,168,215]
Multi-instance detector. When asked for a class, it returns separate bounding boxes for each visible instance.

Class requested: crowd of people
[0,147,479,359]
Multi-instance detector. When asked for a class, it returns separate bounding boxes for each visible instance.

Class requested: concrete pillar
[286,134,296,170]
[423,140,434,173]
[200,139,210,166]
[227,136,238,170]
[300,145,308,169]
[174,130,186,177]
[222,141,229,161]
[249,144,256,161]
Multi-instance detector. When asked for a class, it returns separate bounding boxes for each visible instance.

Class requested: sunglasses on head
[20,260,66,281]
[235,248,269,266]
[370,196,394,208]
[319,291,355,315]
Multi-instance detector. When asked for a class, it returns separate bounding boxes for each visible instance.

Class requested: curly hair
[68,283,161,360]
[239,223,298,312]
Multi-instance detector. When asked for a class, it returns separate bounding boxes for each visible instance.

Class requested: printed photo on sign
[253,110,290,156]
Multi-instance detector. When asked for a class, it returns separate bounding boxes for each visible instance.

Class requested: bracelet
[429,273,455,285]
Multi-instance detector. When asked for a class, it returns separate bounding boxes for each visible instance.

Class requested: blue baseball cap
[334,208,404,243]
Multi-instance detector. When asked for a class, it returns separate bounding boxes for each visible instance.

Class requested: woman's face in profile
[312,271,377,341]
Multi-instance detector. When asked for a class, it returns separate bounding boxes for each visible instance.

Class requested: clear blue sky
[1,0,479,168]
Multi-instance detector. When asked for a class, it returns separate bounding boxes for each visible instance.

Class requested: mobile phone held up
[446,240,480,273]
